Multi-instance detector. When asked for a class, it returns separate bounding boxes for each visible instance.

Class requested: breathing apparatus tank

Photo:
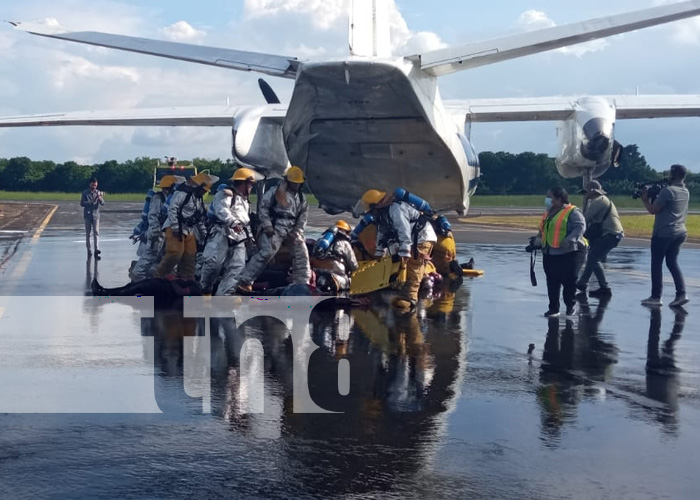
[393,188,434,215]
[435,214,452,236]
[132,189,154,238]
[314,226,338,257]
[350,213,376,241]
[206,183,230,221]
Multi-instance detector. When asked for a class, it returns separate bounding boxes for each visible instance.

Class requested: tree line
[0,145,698,199]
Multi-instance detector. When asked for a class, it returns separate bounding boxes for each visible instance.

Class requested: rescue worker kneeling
[131,175,183,282]
[155,172,218,280]
[199,168,256,296]
[311,220,359,294]
[236,166,311,292]
[359,189,437,312]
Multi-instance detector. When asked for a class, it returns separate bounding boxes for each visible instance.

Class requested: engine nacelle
[232,106,289,177]
[555,96,617,179]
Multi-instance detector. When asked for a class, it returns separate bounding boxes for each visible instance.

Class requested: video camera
[632,180,667,203]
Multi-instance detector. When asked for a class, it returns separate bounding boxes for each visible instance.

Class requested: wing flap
[0,105,285,127]
[411,1,700,76]
[10,21,299,79]
[445,95,700,123]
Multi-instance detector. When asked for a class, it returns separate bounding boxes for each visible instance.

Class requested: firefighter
[155,172,218,280]
[236,166,310,292]
[200,168,256,295]
[312,220,359,294]
[357,189,437,312]
[131,175,183,282]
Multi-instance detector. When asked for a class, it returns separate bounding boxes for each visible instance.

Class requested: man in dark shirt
[641,164,690,308]
[80,177,104,258]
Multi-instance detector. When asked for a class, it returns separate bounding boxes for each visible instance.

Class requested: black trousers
[543,250,586,313]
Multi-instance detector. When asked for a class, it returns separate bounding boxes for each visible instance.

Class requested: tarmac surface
[1,201,700,499]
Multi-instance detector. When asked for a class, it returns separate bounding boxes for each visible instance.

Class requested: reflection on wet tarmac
[2,237,700,498]
[133,290,468,497]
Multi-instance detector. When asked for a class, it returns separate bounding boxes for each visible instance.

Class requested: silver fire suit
[238,181,311,286]
[131,191,166,282]
[200,188,252,295]
[314,235,359,291]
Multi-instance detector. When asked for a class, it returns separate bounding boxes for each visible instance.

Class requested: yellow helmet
[285,166,305,184]
[361,189,386,209]
[231,167,256,182]
[157,175,179,189]
[190,172,219,191]
[335,220,352,233]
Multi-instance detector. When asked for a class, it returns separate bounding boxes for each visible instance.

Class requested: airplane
[2,0,700,215]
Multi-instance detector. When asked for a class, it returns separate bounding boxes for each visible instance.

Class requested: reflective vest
[540,204,576,249]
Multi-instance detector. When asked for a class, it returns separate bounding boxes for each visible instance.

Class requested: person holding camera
[538,187,587,318]
[80,177,104,258]
[575,180,624,298]
[640,164,690,308]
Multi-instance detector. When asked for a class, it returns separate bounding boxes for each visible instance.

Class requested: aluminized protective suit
[313,235,359,291]
[131,191,166,281]
[375,201,437,306]
[238,181,310,286]
[155,186,208,280]
[199,188,252,295]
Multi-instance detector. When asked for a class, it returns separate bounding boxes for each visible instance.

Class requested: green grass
[463,214,700,240]
[471,194,700,210]
[0,191,147,202]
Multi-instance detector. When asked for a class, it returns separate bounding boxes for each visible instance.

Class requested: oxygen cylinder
[314,226,338,256]
[207,183,229,221]
[132,189,154,237]
[350,213,376,240]
[393,188,433,215]
[435,214,452,235]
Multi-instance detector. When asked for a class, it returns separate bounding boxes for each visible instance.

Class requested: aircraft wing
[8,21,299,79]
[411,1,700,77]
[444,95,700,123]
[0,104,287,127]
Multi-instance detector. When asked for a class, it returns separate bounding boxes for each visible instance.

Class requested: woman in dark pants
[538,187,587,318]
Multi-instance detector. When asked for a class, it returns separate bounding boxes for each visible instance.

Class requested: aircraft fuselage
[283,58,478,214]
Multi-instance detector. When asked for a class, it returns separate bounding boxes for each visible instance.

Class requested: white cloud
[401,31,448,55]
[517,9,609,57]
[49,53,141,90]
[244,0,348,30]
[518,10,555,30]
[160,21,206,42]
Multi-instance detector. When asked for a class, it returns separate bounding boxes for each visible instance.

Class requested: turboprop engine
[232,105,289,178]
[555,96,622,180]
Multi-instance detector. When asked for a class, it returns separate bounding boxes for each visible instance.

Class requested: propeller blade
[258,78,281,104]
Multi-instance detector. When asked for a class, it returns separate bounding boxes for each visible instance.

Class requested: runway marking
[8,205,58,284]
[32,205,57,242]
[0,230,27,234]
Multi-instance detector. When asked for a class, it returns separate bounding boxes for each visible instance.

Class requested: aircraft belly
[284,61,465,212]
[305,118,462,211]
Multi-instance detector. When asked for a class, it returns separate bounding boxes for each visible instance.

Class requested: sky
[0,0,699,171]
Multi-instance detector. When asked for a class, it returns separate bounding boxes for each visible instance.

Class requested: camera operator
[538,187,587,318]
[640,164,690,308]
[575,180,624,298]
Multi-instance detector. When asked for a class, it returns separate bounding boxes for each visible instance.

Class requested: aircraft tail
[348,0,391,57]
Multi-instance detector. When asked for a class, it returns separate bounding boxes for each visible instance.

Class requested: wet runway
[1,203,699,499]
